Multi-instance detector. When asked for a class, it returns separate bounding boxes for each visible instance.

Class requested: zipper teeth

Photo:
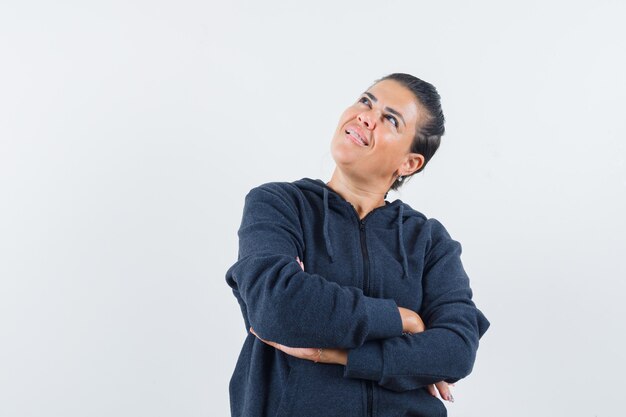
[320,183,395,417]
[359,222,369,294]
[359,219,373,417]
[344,200,388,417]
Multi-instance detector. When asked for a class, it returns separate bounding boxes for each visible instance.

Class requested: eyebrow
[363,91,406,127]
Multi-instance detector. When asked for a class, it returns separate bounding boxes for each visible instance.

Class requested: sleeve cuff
[343,341,384,381]
[363,297,403,340]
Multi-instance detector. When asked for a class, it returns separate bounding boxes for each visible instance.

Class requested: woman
[225,73,490,417]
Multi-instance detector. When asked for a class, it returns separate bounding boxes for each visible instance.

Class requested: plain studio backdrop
[1,1,625,416]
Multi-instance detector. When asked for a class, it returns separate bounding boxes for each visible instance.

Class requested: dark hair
[372,73,445,192]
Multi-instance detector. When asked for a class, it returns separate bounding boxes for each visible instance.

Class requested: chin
[330,142,360,167]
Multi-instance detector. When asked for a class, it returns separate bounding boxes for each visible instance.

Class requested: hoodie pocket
[276,361,364,417]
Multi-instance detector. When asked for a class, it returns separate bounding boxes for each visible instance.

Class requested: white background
[1,1,625,416]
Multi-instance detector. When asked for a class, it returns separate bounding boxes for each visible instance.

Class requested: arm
[225,184,404,349]
[342,218,491,392]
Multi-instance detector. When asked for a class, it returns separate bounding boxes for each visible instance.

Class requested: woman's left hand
[250,327,348,365]
[253,257,454,401]
[248,256,349,365]
[250,327,455,402]
[427,381,455,402]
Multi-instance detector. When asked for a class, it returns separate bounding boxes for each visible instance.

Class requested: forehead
[366,79,425,128]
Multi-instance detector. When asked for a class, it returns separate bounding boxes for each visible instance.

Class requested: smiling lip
[344,126,369,146]
[345,131,367,147]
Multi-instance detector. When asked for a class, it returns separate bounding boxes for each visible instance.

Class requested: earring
[397,175,404,182]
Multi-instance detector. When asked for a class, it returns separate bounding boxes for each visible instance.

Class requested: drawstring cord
[322,188,335,263]
[398,204,409,279]
[322,185,408,278]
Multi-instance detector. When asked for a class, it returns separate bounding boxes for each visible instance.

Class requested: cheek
[339,107,359,123]
[334,111,356,137]
[374,137,408,164]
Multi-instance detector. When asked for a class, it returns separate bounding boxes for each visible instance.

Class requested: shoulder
[246,180,302,199]
[243,180,306,218]
[246,177,324,204]
[395,199,459,247]
[395,200,428,222]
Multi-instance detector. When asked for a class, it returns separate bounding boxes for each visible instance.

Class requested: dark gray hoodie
[225,177,490,417]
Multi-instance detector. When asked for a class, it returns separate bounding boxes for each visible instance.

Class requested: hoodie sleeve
[342,218,490,392]
[225,184,404,349]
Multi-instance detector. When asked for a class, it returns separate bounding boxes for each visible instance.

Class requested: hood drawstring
[398,204,409,279]
[322,188,335,263]
[321,182,406,277]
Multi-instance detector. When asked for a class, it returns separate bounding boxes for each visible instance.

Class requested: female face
[330,79,426,185]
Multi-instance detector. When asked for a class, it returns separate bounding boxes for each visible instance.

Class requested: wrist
[335,349,348,366]
[323,348,348,365]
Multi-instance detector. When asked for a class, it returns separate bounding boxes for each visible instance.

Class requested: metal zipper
[358,218,373,417]
[347,203,390,417]
[321,185,396,417]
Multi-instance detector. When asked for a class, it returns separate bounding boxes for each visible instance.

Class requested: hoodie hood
[226,178,491,417]
[293,177,411,280]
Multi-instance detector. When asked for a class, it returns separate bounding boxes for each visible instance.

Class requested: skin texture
[250,80,455,403]
[327,78,427,220]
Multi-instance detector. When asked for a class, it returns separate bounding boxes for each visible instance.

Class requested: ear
[400,152,425,176]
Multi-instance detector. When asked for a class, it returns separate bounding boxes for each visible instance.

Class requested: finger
[427,384,438,398]
[250,327,269,343]
[296,256,304,270]
[250,328,265,343]
[435,381,454,403]
[250,327,266,342]
[250,327,281,348]
[258,336,283,351]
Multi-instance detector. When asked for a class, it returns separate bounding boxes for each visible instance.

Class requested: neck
[326,168,389,220]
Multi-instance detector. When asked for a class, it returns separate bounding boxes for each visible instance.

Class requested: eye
[385,114,399,128]
[358,96,371,106]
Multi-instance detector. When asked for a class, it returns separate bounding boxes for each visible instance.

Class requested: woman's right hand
[397,307,456,402]
[398,306,425,334]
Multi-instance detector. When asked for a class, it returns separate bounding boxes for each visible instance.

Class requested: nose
[357,109,378,130]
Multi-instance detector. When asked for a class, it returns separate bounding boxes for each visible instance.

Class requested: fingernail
[448,393,454,402]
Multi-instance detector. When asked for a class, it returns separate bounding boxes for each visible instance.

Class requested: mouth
[344,127,369,146]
